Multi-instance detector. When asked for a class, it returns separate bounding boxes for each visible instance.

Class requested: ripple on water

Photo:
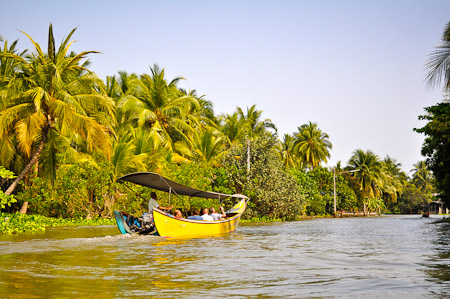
[0,216,449,298]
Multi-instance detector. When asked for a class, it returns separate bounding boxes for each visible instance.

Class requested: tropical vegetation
[0,24,442,234]
[417,20,450,208]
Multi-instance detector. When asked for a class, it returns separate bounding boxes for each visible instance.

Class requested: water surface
[0,215,449,298]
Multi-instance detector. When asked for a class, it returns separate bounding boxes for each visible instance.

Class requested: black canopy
[118,172,247,200]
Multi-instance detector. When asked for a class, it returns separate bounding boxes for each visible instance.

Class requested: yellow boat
[115,172,248,238]
[153,198,246,238]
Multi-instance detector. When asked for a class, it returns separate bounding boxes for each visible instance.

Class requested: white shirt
[201,214,214,221]
[148,198,159,213]
[210,213,223,220]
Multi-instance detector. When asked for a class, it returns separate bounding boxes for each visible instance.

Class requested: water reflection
[421,221,450,297]
[0,216,449,298]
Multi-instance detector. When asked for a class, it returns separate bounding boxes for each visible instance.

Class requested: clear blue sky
[2,0,449,173]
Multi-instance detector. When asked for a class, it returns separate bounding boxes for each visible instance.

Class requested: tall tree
[120,64,199,150]
[237,105,276,139]
[411,161,434,194]
[425,21,450,91]
[347,149,383,199]
[220,112,245,146]
[175,126,225,164]
[380,156,405,204]
[277,134,300,169]
[0,24,114,205]
[415,101,450,206]
[293,122,332,169]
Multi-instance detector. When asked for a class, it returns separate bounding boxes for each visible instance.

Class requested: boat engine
[134,213,155,234]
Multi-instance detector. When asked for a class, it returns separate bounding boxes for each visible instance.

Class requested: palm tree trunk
[5,125,49,213]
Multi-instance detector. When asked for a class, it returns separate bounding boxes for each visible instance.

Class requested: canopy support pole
[169,187,172,206]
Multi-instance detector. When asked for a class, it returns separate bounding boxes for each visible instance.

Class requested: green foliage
[293,122,332,169]
[161,160,217,212]
[0,166,16,209]
[217,134,304,220]
[240,216,283,223]
[0,212,114,235]
[15,160,127,218]
[365,197,385,213]
[415,101,450,207]
[397,183,433,213]
[291,167,358,216]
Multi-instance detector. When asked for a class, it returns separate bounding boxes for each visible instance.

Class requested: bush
[0,212,115,235]
[216,134,305,220]
[0,167,17,210]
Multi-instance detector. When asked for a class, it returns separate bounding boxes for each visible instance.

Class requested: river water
[0,215,449,298]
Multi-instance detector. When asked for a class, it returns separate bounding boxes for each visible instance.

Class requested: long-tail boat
[114,172,248,238]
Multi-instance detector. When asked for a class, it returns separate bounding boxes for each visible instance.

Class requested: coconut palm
[347,149,383,198]
[180,88,217,128]
[293,122,332,169]
[411,161,434,194]
[0,39,27,92]
[175,126,225,164]
[0,24,114,201]
[120,64,199,150]
[220,112,245,146]
[237,105,276,138]
[219,112,243,145]
[380,156,405,204]
[0,39,28,173]
[277,134,300,169]
[425,21,450,91]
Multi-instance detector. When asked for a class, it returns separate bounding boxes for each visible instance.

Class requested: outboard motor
[136,213,155,234]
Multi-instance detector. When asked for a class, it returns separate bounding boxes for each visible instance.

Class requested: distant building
[429,199,449,214]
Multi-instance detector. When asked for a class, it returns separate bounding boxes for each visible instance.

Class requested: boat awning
[118,172,248,200]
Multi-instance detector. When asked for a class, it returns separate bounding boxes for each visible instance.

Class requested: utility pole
[247,139,250,179]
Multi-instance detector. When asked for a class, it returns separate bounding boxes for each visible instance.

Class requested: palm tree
[0,39,27,93]
[219,112,244,146]
[237,105,276,138]
[0,39,28,173]
[120,64,199,150]
[277,134,300,169]
[347,149,383,212]
[0,24,114,205]
[180,88,217,128]
[220,112,245,146]
[175,126,225,164]
[411,161,434,194]
[381,156,405,204]
[293,122,332,169]
[425,21,450,91]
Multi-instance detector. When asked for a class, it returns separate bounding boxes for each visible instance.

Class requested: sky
[1,0,449,173]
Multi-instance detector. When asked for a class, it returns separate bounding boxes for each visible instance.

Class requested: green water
[0,215,449,298]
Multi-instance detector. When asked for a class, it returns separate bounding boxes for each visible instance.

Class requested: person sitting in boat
[209,206,226,220]
[149,192,173,214]
[188,208,203,220]
[201,208,214,221]
[174,210,183,218]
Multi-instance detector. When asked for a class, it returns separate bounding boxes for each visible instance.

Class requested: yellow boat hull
[153,199,246,238]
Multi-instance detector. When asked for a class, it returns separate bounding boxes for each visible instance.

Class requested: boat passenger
[210,206,226,220]
[201,208,214,221]
[174,209,183,218]
[149,192,173,213]
[188,208,203,220]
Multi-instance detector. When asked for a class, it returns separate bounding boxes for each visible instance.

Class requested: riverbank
[0,213,115,235]
[2,211,446,235]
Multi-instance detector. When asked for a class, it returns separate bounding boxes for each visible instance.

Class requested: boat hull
[153,198,246,238]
